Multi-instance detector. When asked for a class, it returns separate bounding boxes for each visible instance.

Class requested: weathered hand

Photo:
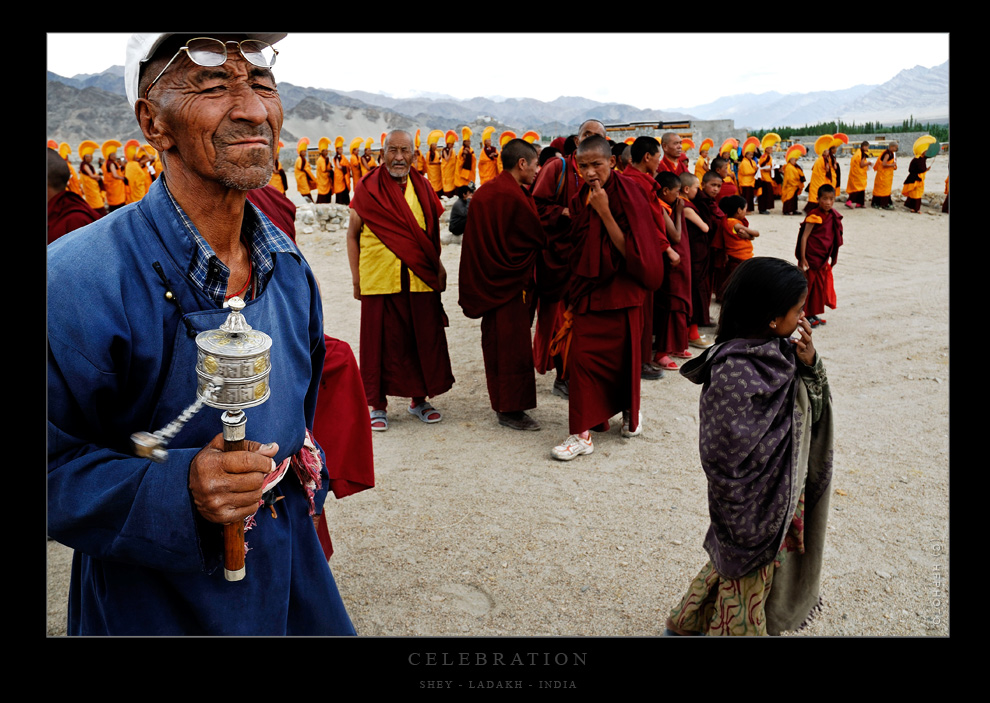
[189,434,278,524]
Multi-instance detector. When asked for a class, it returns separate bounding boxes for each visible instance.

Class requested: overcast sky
[47,33,949,111]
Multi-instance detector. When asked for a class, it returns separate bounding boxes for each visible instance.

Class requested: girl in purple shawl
[665,257,834,636]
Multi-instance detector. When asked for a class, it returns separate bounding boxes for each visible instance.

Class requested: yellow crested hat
[814,134,833,156]
[624,137,635,145]
[761,132,781,150]
[445,130,457,145]
[318,137,331,152]
[521,130,539,144]
[427,129,444,147]
[719,138,738,155]
[699,138,714,153]
[334,136,345,149]
[350,137,363,153]
[142,144,157,159]
[365,138,374,150]
[297,137,310,153]
[681,138,695,151]
[832,133,849,148]
[481,126,495,143]
[124,139,141,161]
[913,134,937,158]
[78,140,99,158]
[276,139,284,155]
[415,129,421,149]
[785,144,807,161]
[461,126,472,141]
[499,131,517,148]
[47,139,58,150]
[742,136,760,155]
[59,142,72,159]
[101,139,121,159]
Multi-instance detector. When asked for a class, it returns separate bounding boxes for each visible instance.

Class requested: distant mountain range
[46,61,948,150]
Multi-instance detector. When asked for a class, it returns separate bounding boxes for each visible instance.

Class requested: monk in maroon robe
[652,171,693,366]
[530,119,608,396]
[347,130,454,430]
[47,148,101,244]
[549,136,664,461]
[690,171,725,328]
[622,137,679,377]
[459,139,546,430]
[656,132,687,176]
[796,184,843,324]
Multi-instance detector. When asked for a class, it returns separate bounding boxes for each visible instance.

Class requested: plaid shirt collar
[162,180,297,307]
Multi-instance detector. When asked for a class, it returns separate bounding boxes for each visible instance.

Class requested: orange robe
[694,156,709,182]
[316,155,333,198]
[333,155,350,195]
[807,155,830,205]
[427,148,443,192]
[478,146,499,185]
[846,151,869,194]
[65,159,82,196]
[295,155,316,196]
[872,150,897,198]
[440,147,457,193]
[104,161,126,207]
[454,146,476,188]
[350,153,362,184]
[124,160,148,203]
[79,163,104,211]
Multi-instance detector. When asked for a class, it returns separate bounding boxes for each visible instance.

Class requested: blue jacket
[47,179,354,635]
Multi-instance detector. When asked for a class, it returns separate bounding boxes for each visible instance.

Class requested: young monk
[717,194,760,300]
[797,184,843,326]
[845,141,871,208]
[689,170,726,336]
[710,157,738,200]
[623,136,680,379]
[652,171,695,369]
[870,142,898,209]
[459,139,546,431]
[781,144,807,215]
[548,136,664,460]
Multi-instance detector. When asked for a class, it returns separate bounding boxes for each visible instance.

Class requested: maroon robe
[350,166,454,406]
[531,152,585,374]
[690,192,725,326]
[563,170,665,435]
[654,198,693,355]
[47,190,101,244]
[621,166,672,360]
[247,184,297,241]
[796,206,843,317]
[459,171,547,412]
[658,155,687,176]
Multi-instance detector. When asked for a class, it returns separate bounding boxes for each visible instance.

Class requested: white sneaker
[621,411,643,438]
[551,434,594,461]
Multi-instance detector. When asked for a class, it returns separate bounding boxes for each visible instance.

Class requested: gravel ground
[47,155,950,645]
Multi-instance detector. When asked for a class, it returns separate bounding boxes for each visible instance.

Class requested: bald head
[661,132,682,159]
[575,135,612,160]
[577,119,607,144]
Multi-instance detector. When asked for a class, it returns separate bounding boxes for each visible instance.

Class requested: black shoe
[498,411,541,431]
[552,379,569,398]
[641,362,665,380]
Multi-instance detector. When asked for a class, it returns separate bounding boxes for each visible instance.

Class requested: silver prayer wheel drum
[195,297,272,410]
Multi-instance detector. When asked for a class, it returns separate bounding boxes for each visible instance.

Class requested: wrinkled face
[383,132,415,180]
[772,291,807,339]
[575,148,614,188]
[147,40,282,190]
[702,177,722,199]
[577,120,607,144]
[663,134,682,160]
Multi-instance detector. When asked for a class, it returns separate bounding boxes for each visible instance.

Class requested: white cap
[124,33,287,107]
